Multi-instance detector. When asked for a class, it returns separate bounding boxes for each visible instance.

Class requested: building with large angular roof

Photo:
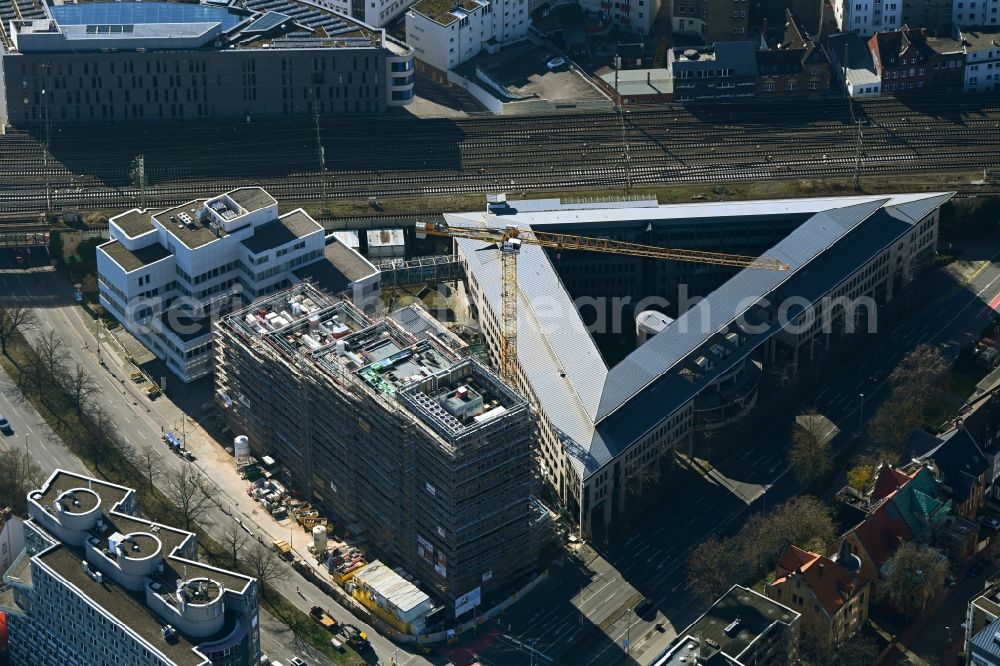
[453,192,951,538]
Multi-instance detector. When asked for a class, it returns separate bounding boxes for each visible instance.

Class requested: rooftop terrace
[101,241,172,273]
[409,0,483,26]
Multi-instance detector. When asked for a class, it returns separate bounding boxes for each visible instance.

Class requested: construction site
[213,282,541,614]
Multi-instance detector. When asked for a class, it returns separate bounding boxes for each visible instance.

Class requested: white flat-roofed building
[960,28,1000,92]
[0,470,260,666]
[406,0,529,77]
[97,187,376,382]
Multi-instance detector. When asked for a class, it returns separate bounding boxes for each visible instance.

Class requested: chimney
[818,562,825,577]
[647,71,651,84]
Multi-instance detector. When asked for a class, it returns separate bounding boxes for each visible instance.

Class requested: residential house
[901,428,990,520]
[837,498,913,582]
[765,543,870,651]
[828,31,883,96]
[926,35,968,91]
[755,10,830,96]
[869,25,934,93]
[958,385,1000,495]
[671,42,758,101]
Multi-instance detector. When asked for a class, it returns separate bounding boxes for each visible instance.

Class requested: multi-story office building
[97,187,379,382]
[671,42,758,101]
[454,193,948,539]
[405,0,529,78]
[0,470,260,666]
[214,283,538,607]
[0,0,414,127]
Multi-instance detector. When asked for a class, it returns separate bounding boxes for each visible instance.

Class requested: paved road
[464,237,1000,666]
[0,267,435,666]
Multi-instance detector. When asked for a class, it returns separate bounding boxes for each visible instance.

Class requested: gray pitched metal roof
[596,198,888,421]
[454,193,953,478]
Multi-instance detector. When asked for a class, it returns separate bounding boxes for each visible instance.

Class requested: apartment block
[954,0,1000,27]
[214,283,539,607]
[0,470,260,666]
[961,28,1000,92]
[97,187,378,382]
[405,0,529,77]
[672,0,749,42]
[671,42,758,100]
[832,0,902,37]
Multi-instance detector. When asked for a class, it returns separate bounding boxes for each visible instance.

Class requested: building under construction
[214,282,538,608]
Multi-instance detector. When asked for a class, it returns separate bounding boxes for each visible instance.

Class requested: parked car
[0,416,11,435]
[290,658,307,666]
[546,56,566,70]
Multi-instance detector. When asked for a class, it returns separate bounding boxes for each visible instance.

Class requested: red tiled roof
[771,545,866,616]
[871,465,914,502]
[853,499,912,567]
[775,543,817,576]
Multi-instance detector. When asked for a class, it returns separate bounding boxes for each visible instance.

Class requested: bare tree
[135,447,164,494]
[163,465,214,531]
[80,406,118,469]
[687,535,742,601]
[868,397,921,451]
[60,362,98,416]
[890,344,950,415]
[881,542,948,616]
[222,525,250,569]
[36,329,67,386]
[0,447,43,514]
[788,410,832,487]
[244,539,289,599]
[0,305,35,357]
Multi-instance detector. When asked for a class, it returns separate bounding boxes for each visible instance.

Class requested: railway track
[1,94,999,212]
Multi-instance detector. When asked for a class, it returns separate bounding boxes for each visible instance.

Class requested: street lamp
[624,606,634,655]
[858,393,865,436]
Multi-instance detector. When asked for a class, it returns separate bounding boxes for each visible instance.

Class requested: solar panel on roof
[50,1,244,30]
[242,10,290,32]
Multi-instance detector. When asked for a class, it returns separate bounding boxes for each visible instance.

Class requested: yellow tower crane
[421,219,791,382]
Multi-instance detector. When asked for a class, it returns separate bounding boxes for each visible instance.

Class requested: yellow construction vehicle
[421,217,790,381]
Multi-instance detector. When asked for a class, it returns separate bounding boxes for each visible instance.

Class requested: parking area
[469,41,607,102]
